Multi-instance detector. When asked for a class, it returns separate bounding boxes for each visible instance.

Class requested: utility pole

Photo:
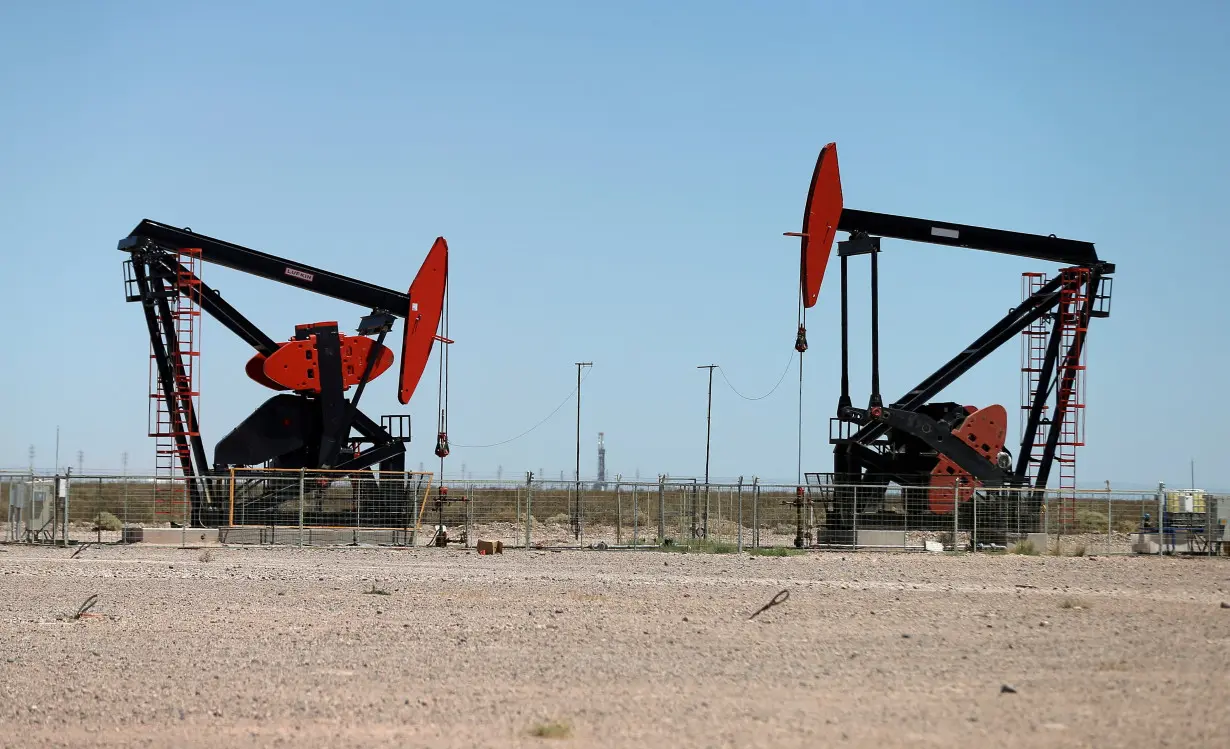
[573,361,593,539]
[697,364,717,540]
[697,365,717,485]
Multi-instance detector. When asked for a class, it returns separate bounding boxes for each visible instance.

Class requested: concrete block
[856,530,906,548]
[135,527,219,546]
[1026,533,1049,551]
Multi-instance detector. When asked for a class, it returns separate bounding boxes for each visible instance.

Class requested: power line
[451,368,594,448]
[715,351,797,401]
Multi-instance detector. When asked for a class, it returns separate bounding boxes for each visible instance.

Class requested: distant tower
[593,432,607,490]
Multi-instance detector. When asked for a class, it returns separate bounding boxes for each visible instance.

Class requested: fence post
[615,477,623,545]
[657,476,666,543]
[952,479,960,551]
[298,468,305,547]
[852,484,859,549]
[632,484,639,547]
[524,472,534,549]
[703,483,710,539]
[1105,481,1112,555]
[972,487,978,551]
[181,476,188,548]
[737,476,744,553]
[466,484,474,549]
[122,469,130,539]
[1157,481,1165,556]
[752,477,760,548]
[1209,496,1216,559]
[62,469,71,546]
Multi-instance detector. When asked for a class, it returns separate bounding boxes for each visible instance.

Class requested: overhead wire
[715,350,797,401]
[451,367,594,449]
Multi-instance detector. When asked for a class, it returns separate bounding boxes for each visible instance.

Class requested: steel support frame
[131,257,211,523]
[132,247,408,497]
[827,207,1113,531]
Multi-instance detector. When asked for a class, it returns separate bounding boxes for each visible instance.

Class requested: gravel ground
[1,544,1227,748]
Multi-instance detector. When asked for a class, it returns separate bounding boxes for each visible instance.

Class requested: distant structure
[592,432,607,490]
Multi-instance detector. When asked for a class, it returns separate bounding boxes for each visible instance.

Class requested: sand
[1,544,1227,748]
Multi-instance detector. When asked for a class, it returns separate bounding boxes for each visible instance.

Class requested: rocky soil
[1,544,1227,748]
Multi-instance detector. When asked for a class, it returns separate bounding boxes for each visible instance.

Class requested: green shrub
[529,721,571,739]
[1010,539,1039,555]
[92,512,123,532]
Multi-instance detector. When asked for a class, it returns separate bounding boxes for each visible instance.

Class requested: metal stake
[524,472,534,549]
[298,468,305,547]
[953,479,960,551]
[737,476,744,552]
[657,475,665,544]
[753,477,760,548]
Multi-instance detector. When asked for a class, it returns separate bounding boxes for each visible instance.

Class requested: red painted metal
[799,142,843,308]
[398,237,449,405]
[926,404,1007,514]
[256,332,393,392]
[244,352,283,390]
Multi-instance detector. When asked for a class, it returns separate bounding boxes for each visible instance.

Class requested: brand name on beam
[284,267,314,282]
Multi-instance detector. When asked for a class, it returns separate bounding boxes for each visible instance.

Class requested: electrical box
[8,480,55,541]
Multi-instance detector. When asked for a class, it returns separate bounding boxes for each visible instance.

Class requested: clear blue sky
[1,1,1227,489]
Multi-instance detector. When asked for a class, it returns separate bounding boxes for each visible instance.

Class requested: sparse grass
[1068,544,1086,557]
[529,721,572,739]
[92,512,123,532]
[198,548,215,563]
[363,583,391,596]
[659,538,738,554]
[545,513,570,525]
[1059,597,1089,610]
[1048,542,1064,556]
[748,546,805,557]
[1075,509,1109,533]
[1010,540,1039,556]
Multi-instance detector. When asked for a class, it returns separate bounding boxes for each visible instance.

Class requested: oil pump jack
[790,144,1114,544]
[120,220,448,527]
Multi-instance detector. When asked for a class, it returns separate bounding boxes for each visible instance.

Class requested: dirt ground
[1,544,1227,748]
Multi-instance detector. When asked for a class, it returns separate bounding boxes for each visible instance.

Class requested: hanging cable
[796,283,806,486]
[715,351,796,401]
[451,367,594,448]
[797,342,804,486]
[435,281,451,461]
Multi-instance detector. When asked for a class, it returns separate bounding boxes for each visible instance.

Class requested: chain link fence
[3,469,1226,555]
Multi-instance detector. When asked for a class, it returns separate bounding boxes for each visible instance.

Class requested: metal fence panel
[3,469,1225,556]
